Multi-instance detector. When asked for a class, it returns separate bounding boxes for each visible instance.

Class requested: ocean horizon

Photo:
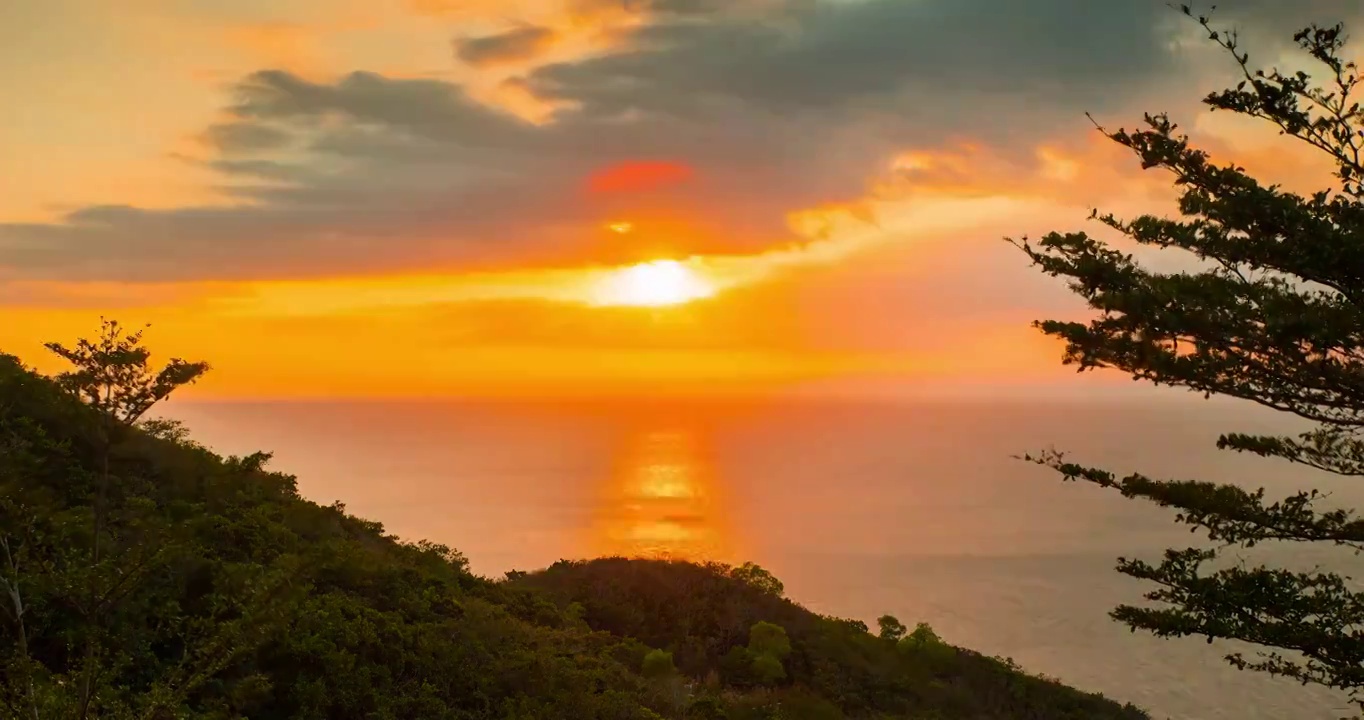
[160,392,1361,720]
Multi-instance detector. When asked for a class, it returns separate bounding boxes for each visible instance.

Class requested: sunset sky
[1,0,1357,398]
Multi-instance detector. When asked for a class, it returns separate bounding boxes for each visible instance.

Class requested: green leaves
[1016,7,1364,712]
[1114,550,1364,693]
[515,558,1144,718]
[0,350,675,720]
[3,323,1155,719]
[1022,449,1364,547]
[641,648,677,679]
[746,621,791,661]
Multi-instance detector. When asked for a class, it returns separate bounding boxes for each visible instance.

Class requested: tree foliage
[0,329,658,720]
[0,322,1150,719]
[44,318,209,429]
[518,558,1146,719]
[747,621,792,660]
[1014,7,1364,712]
[729,562,784,598]
[877,615,908,642]
[746,621,791,685]
[0,320,291,720]
[643,649,678,679]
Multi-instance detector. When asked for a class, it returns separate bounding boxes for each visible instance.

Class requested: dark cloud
[455,26,559,67]
[644,0,807,18]
[0,0,1336,283]
[530,0,1178,119]
[647,0,735,15]
[229,70,538,146]
[201,122,294,153]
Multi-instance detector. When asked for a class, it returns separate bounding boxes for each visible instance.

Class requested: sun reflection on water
[589,425,734,562]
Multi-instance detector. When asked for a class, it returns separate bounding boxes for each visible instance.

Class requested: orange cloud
[587,160,696,194]
[879,134,1174,209]
[405,0,641,45]
[877,117,1342,220]
[485,77,566,124]
[0,192,1060,400]
[1189,112,1342,197]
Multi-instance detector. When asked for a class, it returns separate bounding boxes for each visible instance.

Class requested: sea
[161,393,1364,720]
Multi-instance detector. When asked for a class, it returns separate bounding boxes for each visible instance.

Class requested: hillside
[517,558,1149,719]
[0,351,1147,719]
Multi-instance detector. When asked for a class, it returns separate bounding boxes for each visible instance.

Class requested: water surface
[165,395,1362,719]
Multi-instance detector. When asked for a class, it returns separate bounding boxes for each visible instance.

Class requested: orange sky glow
[1,0,1352,399]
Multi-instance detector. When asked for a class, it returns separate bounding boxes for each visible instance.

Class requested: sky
[1,0,1359,398]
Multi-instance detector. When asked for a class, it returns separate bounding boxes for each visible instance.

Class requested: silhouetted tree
[898,622,952,662]
[1015,8,1364,711]
[729,563,784,598]
[877,615,907,642]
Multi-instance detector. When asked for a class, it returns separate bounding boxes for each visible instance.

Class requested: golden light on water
[590,426,733,561]
[588,259,716,307]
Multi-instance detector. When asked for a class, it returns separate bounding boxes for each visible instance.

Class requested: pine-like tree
[1016,9,1364,711]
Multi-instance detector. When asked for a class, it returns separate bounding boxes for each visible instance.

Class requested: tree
[897,622,951,662]
[643,648,678,680]
[747,621,791,659]
[44,318,211,429]
[876,615,907,642]
[0,322,299,720]
[1013,9,1364,711]
[729,562,784,598]
[642,648,687,717]
[44,319,211,718]
[749,653,786,686]
[684,696,727,719]
[746,622,791,685]
[902,622,940,649]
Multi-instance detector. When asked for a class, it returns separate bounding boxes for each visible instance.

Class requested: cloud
[456,26,560,67]
[200,122,294,154]
[527,0,1194,130]
[0,0,1332,285]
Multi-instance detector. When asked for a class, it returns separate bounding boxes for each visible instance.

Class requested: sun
[590,259,716,307]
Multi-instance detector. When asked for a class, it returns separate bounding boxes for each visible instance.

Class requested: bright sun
[590,259,715,307]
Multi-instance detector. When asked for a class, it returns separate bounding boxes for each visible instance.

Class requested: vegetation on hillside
[0,322,1147,718]
[517,557,1147,719]
[1016,9,1364,713]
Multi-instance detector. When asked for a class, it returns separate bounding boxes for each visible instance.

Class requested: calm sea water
[163,394,1363,720]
